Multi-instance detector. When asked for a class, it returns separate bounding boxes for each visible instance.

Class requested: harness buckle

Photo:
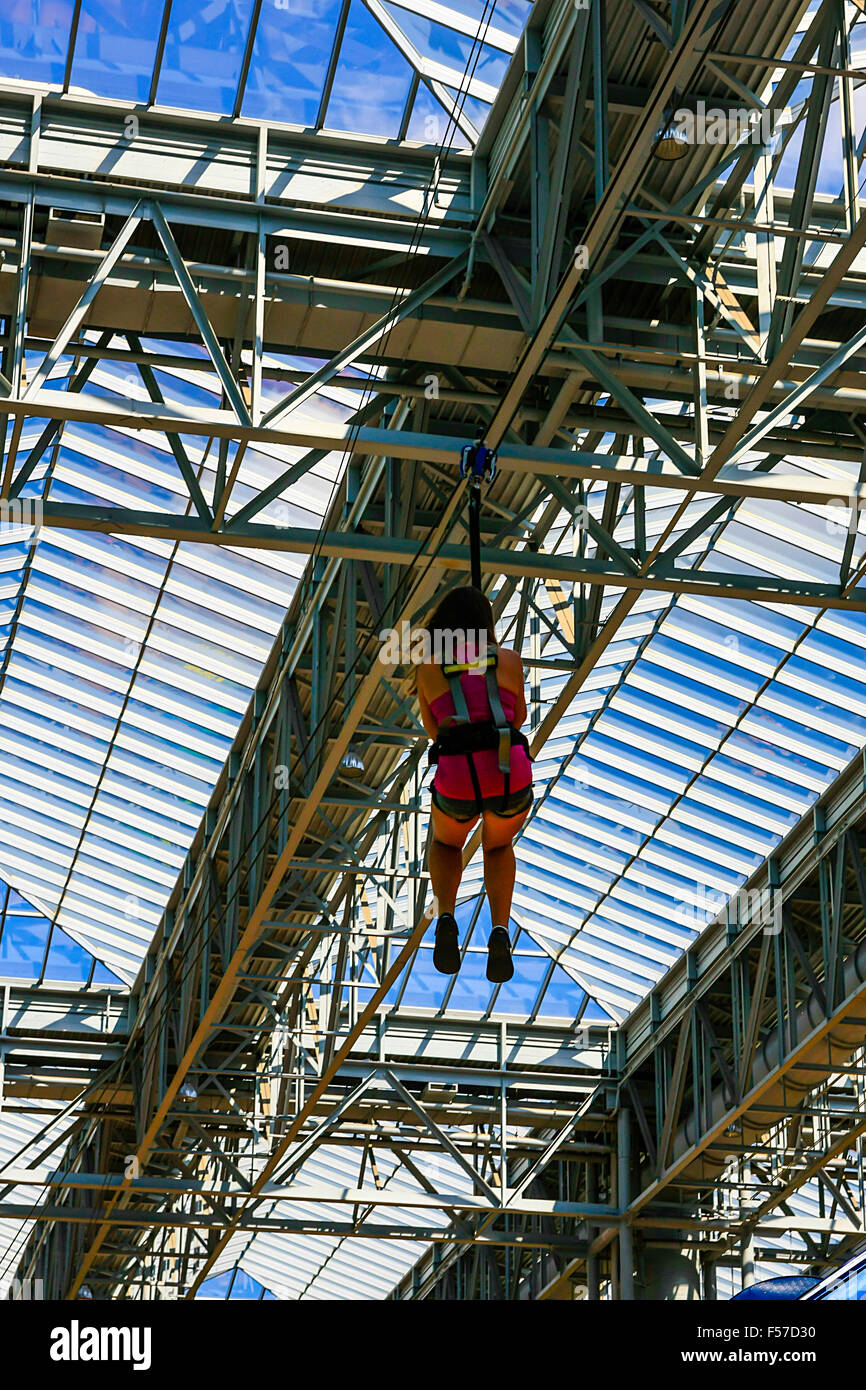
[441,652,496,678]
[497,730,511,775]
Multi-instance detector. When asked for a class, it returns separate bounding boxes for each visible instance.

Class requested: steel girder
[3,0,866,1301]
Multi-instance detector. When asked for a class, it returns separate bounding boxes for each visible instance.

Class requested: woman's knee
[431,813,472,850]
[432,833,461,853]
[482,830,515,854]
[482,812,527,851]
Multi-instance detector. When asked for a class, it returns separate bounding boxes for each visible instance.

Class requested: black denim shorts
[430,782,533,823]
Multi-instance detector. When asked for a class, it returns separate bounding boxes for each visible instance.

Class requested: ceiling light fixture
[653,97,690,161]
[340,745,365,776]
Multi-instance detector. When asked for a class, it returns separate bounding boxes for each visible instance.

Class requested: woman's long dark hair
[425,586,496,645]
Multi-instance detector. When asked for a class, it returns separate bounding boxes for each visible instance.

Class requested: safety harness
[428,645,530,814]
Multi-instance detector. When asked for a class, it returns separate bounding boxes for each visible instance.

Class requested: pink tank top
[430,673,532,802]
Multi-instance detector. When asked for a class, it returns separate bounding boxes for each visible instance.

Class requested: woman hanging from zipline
[415,586,533,983]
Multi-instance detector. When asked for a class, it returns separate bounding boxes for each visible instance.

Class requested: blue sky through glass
[0,876,122,983]
[3,0,526,142]
[242,0,344,126]
[70,0,166,103]
[383,1,510,85]
[157,0,256,114]
[197,1267,278,1299]
[325,0,414,137]
[0,0,76,86]
[385,894,602,1019]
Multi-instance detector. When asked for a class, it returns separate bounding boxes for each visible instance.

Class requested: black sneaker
[433,913,460,974]
[487,927,514,983]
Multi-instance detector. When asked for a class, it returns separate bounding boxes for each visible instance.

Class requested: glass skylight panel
[717,518,844,585]
[549,944,646,1007]
[69,0,167,103]
[28,575,151,648]
[20,597,135,670]
[541,804,644,859]
[579,731,690,797]
[0,346,356,982]
[684,777,798,837]
[493,949,551,1014]
[595,708,708,774]
[722,728,830,793]
[805,625,866,680]
[0,723,99,805]
[777,652,866,719]
[650,821,761,880]
[682,590,807,648]
[406,82,466,145]
[700,753,813,816]
[538,961,587,1018]
[7,652,124,726]
[525,821,627,878]
[61,888,158,946]
[670,798,778,858]
[96,771,202,836]
[114,670,239,739]
[648,633,766,701]
[416,0,530,37]
[111,721,222,786]
[438,84,490,135]
[15,631,129,701]
[46,530,170,591]
[0,759,89,842]
[198,1269,277,1300]
[2,692,110,767]
[610,686,725,748]
[660,605,788,675]
[597,889,698,947]
[759,679,865,745]
[517,857,608,911]
[821,607,866,650]
[741,702,852,768]
[143,615,263,687]
[585,906,686,965]
[566,753,670,815]
[55,455,187,519]
[632,660,747,723]
[156,0,257,113]
[382,3,512,85]
[86,804,187,867]
[35,558,157,628]
[0,778,80,842]
[241,0,345,125]
[325,0,414,138]
[162,566,286,637]
[0,0,76,87]
[80,807,185,875]
[552,779,658,837]
[631,854,737,904]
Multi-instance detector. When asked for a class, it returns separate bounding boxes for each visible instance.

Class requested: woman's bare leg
[429,804,477,974]
[429,804,476,915]
[481,809,529,926]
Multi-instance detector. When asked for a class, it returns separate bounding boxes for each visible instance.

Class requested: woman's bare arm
[416,668,440,738]
[500,647,527,726]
